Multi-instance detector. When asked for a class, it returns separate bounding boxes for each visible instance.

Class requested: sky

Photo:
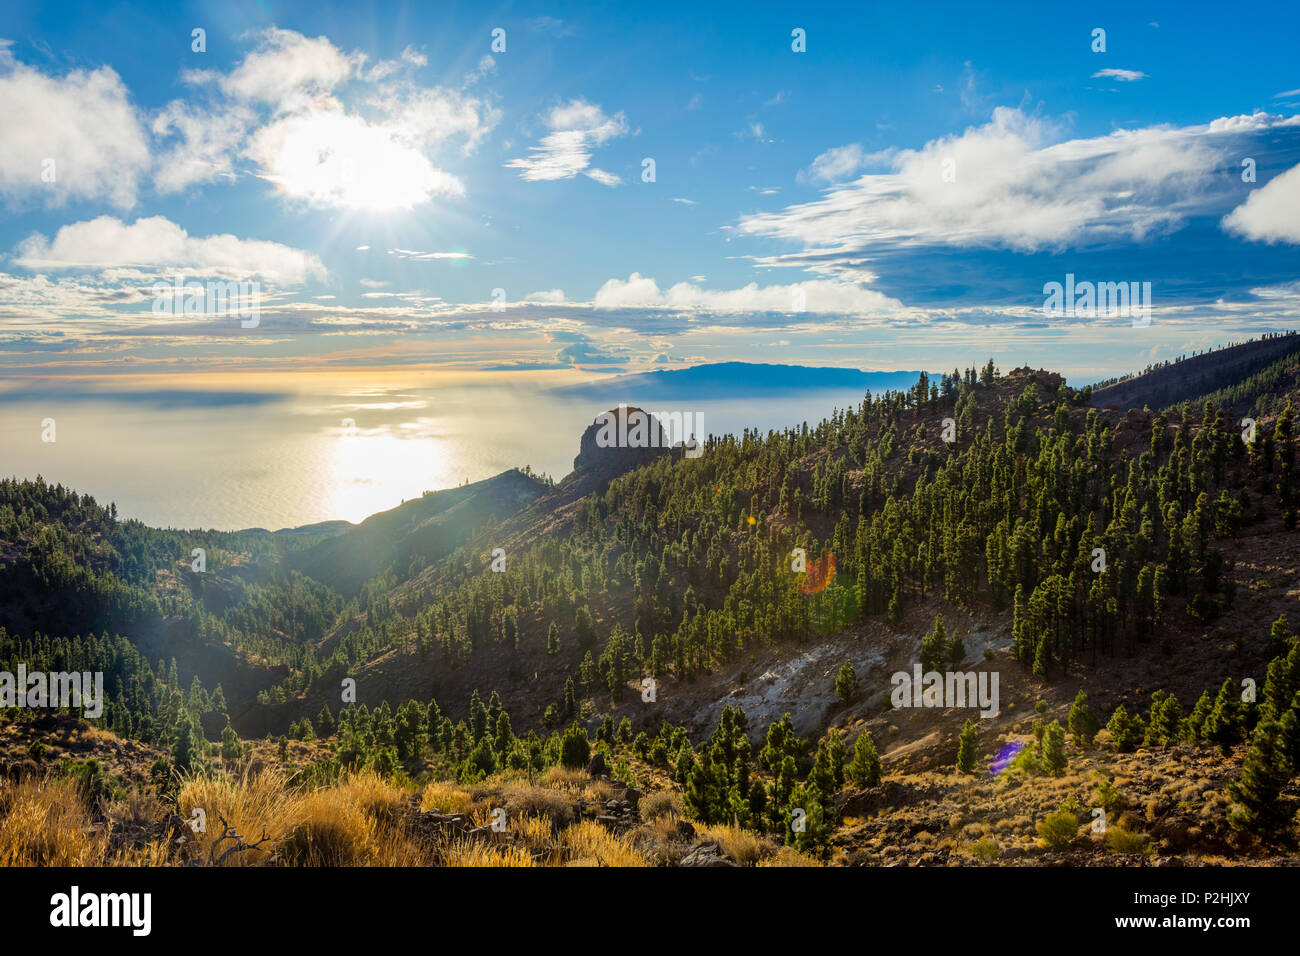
[1,0,1299,395]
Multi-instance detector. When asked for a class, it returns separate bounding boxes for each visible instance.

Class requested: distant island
[556,362,928,400]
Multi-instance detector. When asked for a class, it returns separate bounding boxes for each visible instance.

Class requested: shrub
[1104,827,1150,854]
[560,724,590,770]
[640,790,681,821]
[1036,809,1079,849]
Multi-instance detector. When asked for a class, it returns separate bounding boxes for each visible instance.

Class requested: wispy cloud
[387,248,473,260]
[1091,68,1148,82]
[505,98,628,185]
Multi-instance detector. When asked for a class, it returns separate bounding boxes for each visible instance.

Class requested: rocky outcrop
[572,407,673,478]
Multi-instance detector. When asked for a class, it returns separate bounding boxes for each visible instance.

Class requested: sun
[252,111,464,211]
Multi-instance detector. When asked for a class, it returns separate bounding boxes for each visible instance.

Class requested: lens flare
[990,739,1024,776]
[798,551,837,595]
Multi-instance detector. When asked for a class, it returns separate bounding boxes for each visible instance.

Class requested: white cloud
[1092,68,1148,82]
[13,215,327,284]
[801,143,871,183]
[737,108,1300,277]
[152,101,255,193]
[526,289,566,302]
[247,110,464,208]
[506,98,628,185]
[387,248,472,260]
[175,28,497,208]
[206,27,356,110]
[592,273,903,314]
[1222,163,1300,244]
[0,49,151,207]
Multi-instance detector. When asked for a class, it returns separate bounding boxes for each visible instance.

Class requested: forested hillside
[4,343,1300,865]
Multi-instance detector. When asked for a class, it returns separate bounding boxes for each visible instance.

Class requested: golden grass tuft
[0,776,108,866]
[176,767,294,865]
[560,820,650,867]
[639,790,681,821]
[698,823,769,866]
[757,845,822,867]
[419,781,476,815]
[443,840,537,867]
[540,766,588,791]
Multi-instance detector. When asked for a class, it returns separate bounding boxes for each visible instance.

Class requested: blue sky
[1,0,1298,388]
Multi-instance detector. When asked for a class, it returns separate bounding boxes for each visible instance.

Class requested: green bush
[1036,809,1079,849]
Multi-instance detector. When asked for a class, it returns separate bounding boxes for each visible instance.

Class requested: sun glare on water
[320,420,456,523]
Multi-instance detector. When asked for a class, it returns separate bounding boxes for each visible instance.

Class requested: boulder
[680,841,735,868]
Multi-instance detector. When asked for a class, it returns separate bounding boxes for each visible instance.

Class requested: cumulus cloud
[800,143,872,183]
[506,98,628,185]
[0,47,151,207]
[198,27,357,110]
[13,215,327,284]
[526,288,566,302]
[178,28,500,209]
[738,108,1300,278]
[1222,162,1300,244]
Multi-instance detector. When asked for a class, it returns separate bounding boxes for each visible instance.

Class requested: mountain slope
[291,469,547,598]
[1088,333,1300,412]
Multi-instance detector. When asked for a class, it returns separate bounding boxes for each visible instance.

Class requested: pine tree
[1144,691,1184,746]
[1269,614,1294,659]
[172,714,203,772]
[956,719,979,774]
[220,723,242,761]
[685,752,720,823]
[921,615,946,672]
[1067,690,1100,747]
[1203,677,1244,753]
[674,742,696,787]
[1042,720,1067,775]
[1106,703,1145,752]
[1187,690,1213,741]
[847,731,882,787]
[547,620,560,655]
[316,703,336,738]
[835,660,857,702]
[789,781,830,854]
[560,723,590,769]
[1228,717,1294,833]
[468,690,488,741]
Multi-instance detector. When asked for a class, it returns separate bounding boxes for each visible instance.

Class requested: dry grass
[698,823,770,866]
[501,785,575,828]
[443,840,536,867]
[0,776,108,866]
[757,845,822,867]
[419,781,477,815]
[560,820,650,867]
[540,766,588,791]
[639,790,681,821]
[177,767,296,865]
